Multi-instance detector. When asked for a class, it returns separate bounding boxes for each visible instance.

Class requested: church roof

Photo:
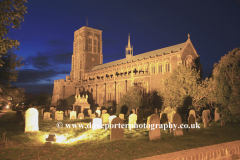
[89,42,185,72]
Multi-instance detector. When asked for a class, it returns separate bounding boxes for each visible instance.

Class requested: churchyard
[0,108,240,160]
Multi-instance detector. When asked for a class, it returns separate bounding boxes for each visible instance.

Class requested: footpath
[136,140,240,160]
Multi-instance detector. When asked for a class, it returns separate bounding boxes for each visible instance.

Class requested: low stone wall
[137,140,240,160]
[175,145,240,160]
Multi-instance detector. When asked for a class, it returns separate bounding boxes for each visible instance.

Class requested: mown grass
[0,110,240,160]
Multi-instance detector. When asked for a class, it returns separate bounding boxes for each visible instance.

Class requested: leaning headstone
[202,110,209,128]
[25,108,39,132]
[137,108,143,123]
[149,114,161,140]
[160,113,168,124]
[70,111,76,120]
[128,114,137,130]
[95,110,101,117]
[78,113,84,119]
[41,109,44,115]
[43,112,52,120]
[119,114,124,120]
[188,114,195,132]
[109,115,117,125]
[88,109,92,116]
[102,113,110,123]
[110,117,124,141]
[92,118,102,130]
[172,113,183,136]
[102,110,107,115]
[214,108,220,121]
[55,111,63,121]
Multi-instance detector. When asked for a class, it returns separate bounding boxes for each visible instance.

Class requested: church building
[51,26,201,107]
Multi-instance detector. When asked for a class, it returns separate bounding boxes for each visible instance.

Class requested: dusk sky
[8,0,240,95]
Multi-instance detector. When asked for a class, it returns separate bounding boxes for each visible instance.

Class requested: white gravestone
[25,108,39,132]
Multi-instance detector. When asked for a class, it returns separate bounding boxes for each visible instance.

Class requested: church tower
[70,26,103,81]
[125,33,133,59]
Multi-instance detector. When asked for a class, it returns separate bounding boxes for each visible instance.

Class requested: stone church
[51,26,201,108]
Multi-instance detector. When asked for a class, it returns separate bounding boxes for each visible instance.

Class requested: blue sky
[8,0,240,94]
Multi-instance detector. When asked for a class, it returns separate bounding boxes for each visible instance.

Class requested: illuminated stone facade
[51,26,201,107]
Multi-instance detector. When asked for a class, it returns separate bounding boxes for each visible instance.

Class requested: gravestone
[102,113,110,123]
[70,111,76,120]
[221,120,225,127]
[149,114,161,140]
[64,110,68,117]
[136,108,138,114]
[128,114,137,130]
[132,109,136,114]
[102,110,107,115]
[202,110,209,128]
[172,113,183,136]
[110,117,124,140]
[92,118,102,130]
[189,110,196,118]
[97,107,101,110]
[25,108,39,132]
[78,113,84,119]
[55,111,63,121]
[214,108,220,121]
[43,112,52,120]
[188,109,196,124]
[88,109,92,115]
[188,114,195,132]
[109,115,117,125]
[160,113,168,124]
[68,110,71,115]
[95,110,101,117]
[137,108,143,123]
[90,114,96,119]
[119,114,124,120]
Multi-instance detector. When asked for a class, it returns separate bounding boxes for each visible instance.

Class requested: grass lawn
[0,110,240,160]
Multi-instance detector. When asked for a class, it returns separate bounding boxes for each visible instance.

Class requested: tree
[37,92,52,106]
[211,48,240,122]
[0,51,24,87]
[158,64,212,113]
[0,0,27,66]
[117,84,143,115]
[1,87,25,109]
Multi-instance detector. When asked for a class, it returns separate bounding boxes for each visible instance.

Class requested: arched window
[116,84,123,103]
[164,60,170,72]
[158,62,162,73]
[93,37,98,53]
[144,63,149,73]
[151,63,155,74]
[88,36,92,52]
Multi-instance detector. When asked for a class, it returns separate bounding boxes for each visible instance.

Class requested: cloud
[13,82,54,95]
[22,49,72,70]
[16,69,62,83]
